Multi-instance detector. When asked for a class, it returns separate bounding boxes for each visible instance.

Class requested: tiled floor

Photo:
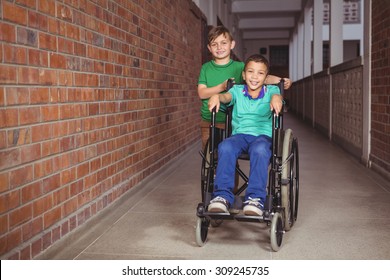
[36,113,390,260]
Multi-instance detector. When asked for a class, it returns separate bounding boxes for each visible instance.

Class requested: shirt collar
[243,85,266,100]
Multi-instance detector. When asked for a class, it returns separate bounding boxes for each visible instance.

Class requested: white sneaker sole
[208,202,228,213]
[243,205,263,216]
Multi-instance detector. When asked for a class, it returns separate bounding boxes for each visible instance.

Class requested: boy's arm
[265,75,292,90]
[198,80,229,99]
[270,94,283,116]
[208,92,232,112]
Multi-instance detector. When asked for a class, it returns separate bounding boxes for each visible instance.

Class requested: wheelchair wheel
[195,217,209,247]
[270,212,284,251]
[281,129,294,231]
[210,219,223,227]
[200,140,211,201]
[292,138,299,222]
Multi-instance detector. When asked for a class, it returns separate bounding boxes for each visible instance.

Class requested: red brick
[52,186,69,206]
[32,194,52,217]
[5,87,29,106]
[76,162,89,179]
[0,65,17,84]
[50,53,67,69]
[58,70,73,86]
[38,69,57,85]
[19,106,40,125]
[31,238,42,258]
[0,190,20,214]
[16,27,38,47]
[0,214,8,235]
[42,173,60,193]
[0,148,20,170]
[62,196,78,217]
[16,0,37,9]
[7,127,31,146]
[3,45,28,65]
[9,203,33,229]
[9,164,33,188]
[28,49,48,67]
[18,67,39,85]
[43,206,61,229]
[20,246,31,260]
[0,22,16,43]
[3,1,28,26]
[58,37,74,54]
[60,167,76,185]
[30,87,50,104]
[0,172,9,193]
[39,32,56,51]
[84,173,97,189]
[20,143,41,164]
[41,139,60,158]
[21,181,42,203]
[31,123,52,142]
[42,231,51,250]
[6,228,22,253]
[0,87,4,106]
[0,130,7,150]
[33,158,53,179]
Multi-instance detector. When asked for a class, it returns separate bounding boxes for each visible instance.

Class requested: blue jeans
[213,134,272,206]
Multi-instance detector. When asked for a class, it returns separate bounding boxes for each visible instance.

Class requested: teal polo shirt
[228,84,280,138]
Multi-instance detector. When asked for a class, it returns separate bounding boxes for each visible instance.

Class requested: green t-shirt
[198,59,244,123]
[228,84,281,138]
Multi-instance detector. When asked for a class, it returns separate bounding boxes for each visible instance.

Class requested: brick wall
[0,0,202,259]
[371,0,390,175]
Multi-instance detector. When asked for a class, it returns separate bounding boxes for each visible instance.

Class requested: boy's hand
[208,95,221,112]
[283,78,292,90]
[270,95,283,116]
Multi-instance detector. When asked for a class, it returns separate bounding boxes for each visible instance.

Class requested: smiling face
[242,60,268,92]
[207,33,235,63]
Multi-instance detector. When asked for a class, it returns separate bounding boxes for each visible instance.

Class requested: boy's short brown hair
[208,26,234,44]
[244,54,270,73]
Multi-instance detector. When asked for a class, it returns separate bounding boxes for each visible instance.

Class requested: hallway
[36,113,390,260]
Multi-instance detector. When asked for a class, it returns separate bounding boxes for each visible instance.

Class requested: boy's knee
[251,143,271,157]
[218,140,234,154]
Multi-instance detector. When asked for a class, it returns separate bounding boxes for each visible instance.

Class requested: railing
[286,57,363,159]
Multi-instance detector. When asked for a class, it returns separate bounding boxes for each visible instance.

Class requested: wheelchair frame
[196,80,300,251]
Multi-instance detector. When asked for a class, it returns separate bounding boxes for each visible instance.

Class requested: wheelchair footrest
[234,215,265,223]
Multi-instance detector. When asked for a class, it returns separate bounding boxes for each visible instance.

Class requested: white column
[362,0,371,166]
[330,0,343,66]
[303,5,312,77]
[292,32,298,82]
[313,0,323,73]
[297,22,304,80]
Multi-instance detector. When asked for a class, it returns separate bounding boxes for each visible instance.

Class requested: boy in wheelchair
[207,54,283,216]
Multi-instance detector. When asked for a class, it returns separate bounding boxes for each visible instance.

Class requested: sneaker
[208,196,230,213]
[243,197,264,216]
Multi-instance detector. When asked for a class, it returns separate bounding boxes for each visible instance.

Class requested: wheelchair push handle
[279,78,285,95]
[226,78,235,91]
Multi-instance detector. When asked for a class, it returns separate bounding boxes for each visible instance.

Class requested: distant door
[269,45,289,78]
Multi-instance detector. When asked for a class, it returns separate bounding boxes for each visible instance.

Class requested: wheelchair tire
[281,129,294,231]
[195,217,209,247]
[292,138,299,222]
[270,212,284,251]
[200,140,211,201]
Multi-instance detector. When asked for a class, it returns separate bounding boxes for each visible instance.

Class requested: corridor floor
[37,113,390,260]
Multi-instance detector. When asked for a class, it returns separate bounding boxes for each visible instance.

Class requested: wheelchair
[195,79,299,251]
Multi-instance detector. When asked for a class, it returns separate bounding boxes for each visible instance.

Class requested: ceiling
[231,0,305,41]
